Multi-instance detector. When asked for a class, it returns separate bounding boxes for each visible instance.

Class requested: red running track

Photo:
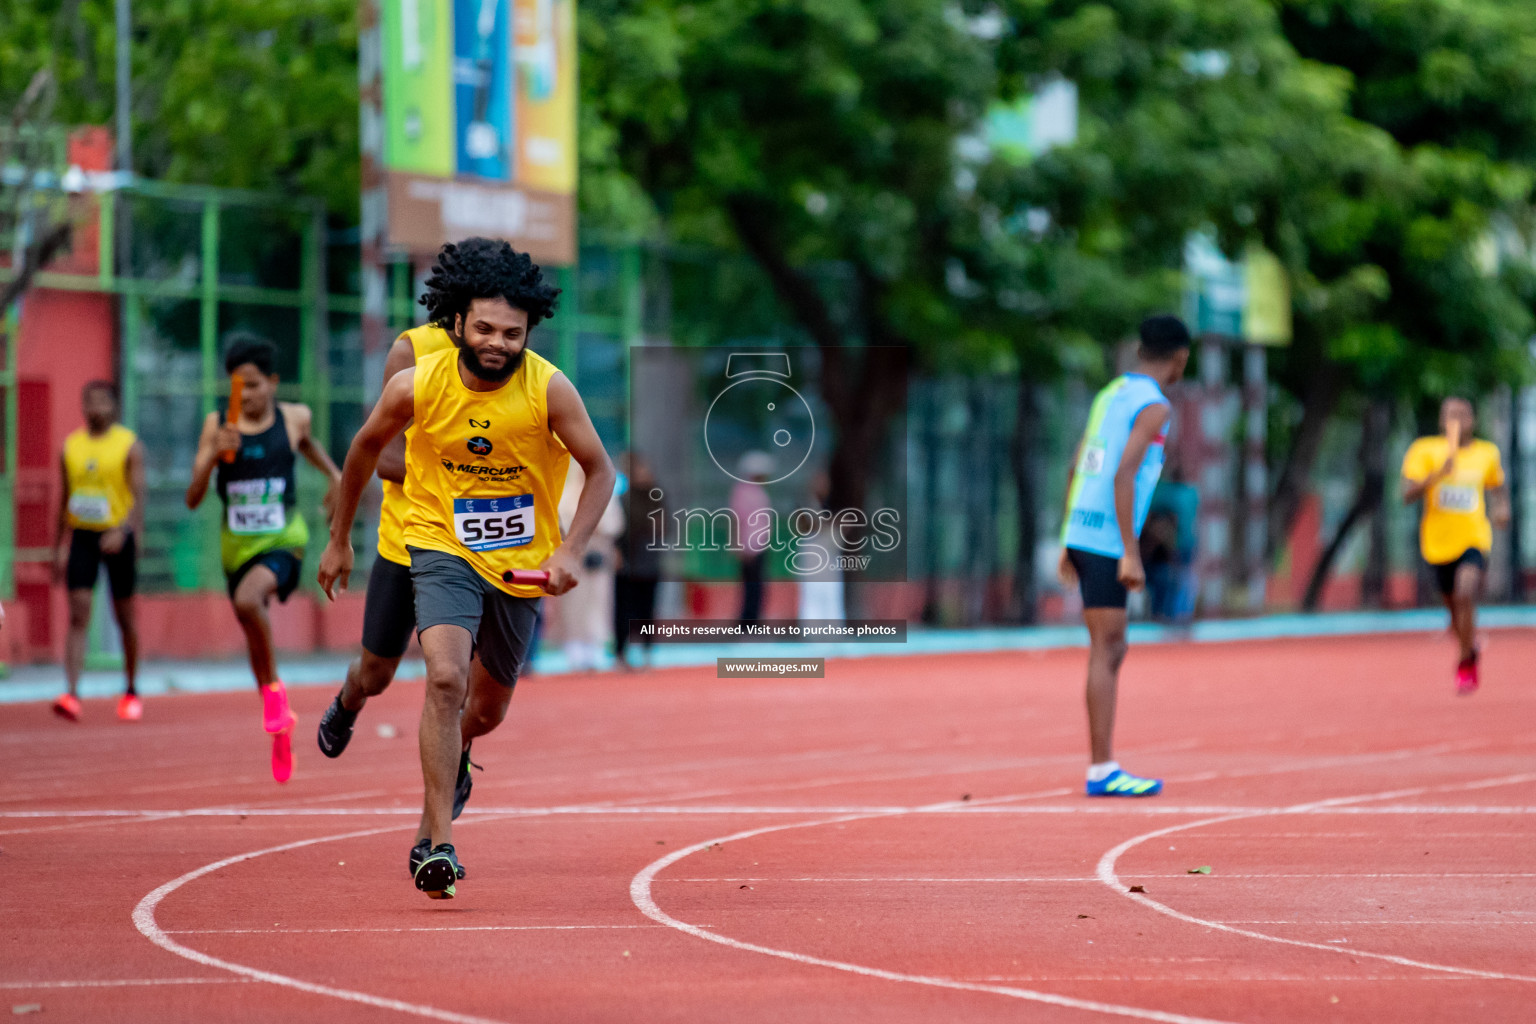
[1,631,1533,1023]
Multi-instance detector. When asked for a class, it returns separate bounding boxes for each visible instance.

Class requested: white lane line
[1095,773,1536,984]
[13,803,1536,819]
[132,823,515,1024]
[0,978,248,989]
[631,800,1242,1024]
[667,877,1102,883]
[961,975,1478,983]
[665,873,1536,882]
[1214,921,1536,926]
[170,924,675,935]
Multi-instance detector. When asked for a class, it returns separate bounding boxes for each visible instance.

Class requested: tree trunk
[1268,356,1342,559]
[725,197,912,617]
[1011,367,1040,623]
[1304,398,1391,611]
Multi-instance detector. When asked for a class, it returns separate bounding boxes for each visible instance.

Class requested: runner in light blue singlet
[1062,373,1170,558]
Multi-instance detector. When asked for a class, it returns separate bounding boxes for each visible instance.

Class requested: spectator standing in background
[556,458,625,671]
[731,451,775,623]
[614,453,664,670]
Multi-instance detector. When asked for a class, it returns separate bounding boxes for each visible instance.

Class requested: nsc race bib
[454,495,535,552]
[226,477,288,535]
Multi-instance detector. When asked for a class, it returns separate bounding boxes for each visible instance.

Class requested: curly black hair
[419,238,561,330]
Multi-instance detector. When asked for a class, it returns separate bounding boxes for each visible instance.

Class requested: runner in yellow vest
[313,319,486,881]
[186,335,342,782]
[319,239,615,899]
[314,323,453,749]
[1400,397,1510,695]
[52,381,144,722]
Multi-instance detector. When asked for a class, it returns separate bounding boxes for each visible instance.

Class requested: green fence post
[303,206,331,450]
[199,199,222,591]
[557,264,578,387]
[619,247,641,447]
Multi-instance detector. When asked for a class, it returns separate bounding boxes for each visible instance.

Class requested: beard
[455,332,525,383]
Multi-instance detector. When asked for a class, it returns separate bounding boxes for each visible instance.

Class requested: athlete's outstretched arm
[317,369,416,600]
[544,372,616,596]
[1058,438,1083,585]
[185,412,239,509]
[287,402,344,519]
[375,334,418,484]
[1488,485,1511,529]
[1113,403,1170,591]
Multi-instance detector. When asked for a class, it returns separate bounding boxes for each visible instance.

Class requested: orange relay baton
[221,374,244,463]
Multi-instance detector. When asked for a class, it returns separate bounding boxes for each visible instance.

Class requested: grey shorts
[408,547,540,687]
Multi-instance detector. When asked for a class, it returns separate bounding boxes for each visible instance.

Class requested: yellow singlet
[62,424,137,530]
[1401,436,1505,565]
[376,325,456,564]
[402,346,571,598]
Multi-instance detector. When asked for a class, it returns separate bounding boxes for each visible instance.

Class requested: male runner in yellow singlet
[319,240,615,899]
[317,241,507,882]
[53,381,144,722]
[186,335,342,781]
[1401,397,1509,695]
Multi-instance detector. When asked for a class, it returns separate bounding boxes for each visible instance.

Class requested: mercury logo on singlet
[438,461,527,479]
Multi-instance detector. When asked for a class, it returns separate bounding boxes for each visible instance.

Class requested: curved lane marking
[632,799,1242,1024]
[133,823,515,1024]
[1096,773,1536,984]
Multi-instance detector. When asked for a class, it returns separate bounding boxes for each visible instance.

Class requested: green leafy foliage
[1,0,359,214]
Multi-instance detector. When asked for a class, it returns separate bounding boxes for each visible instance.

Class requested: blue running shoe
[1086,769,1163,797]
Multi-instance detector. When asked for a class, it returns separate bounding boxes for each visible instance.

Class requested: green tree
[0,0,359,214]
[1266,0,1536,605]
[581,0,1002,528]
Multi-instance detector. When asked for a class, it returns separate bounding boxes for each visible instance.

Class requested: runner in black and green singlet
[186,334,341,782]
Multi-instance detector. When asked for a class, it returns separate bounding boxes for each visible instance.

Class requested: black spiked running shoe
[413,843,461,899]
[452,746,482,820]
[316,693,358,759]
[409,837,466,880]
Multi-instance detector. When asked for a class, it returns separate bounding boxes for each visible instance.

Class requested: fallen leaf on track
[12,1005,43,1016]
[1077,914,1092,919]
[1187,866,1212,874]
[1129,885,1146,893]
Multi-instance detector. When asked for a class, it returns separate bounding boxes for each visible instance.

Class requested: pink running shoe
[261,680,297,735]
[271,729,294,783]
[1455,654,1479,696]
[52,693,82,722]
[117,694,143,721]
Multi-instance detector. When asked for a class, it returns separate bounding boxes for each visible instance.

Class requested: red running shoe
[52,693,82,722]
[261,680,296,734]
[1455,652,1480,696]
[271,729,293,783]
[117,694,143,721]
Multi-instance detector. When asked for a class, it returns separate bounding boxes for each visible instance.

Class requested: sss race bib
[454,495,535,552]
[226,477,288,535]
[1435,485,1478,513]
[67,490,113,527]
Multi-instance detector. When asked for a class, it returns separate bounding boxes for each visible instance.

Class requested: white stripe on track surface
[132,824,517,1024]
[1096,774,1536,984]
[630,798,1244,1024]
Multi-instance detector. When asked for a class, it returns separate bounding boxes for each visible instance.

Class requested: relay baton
[221,374,244,463]
[502,569,551,586]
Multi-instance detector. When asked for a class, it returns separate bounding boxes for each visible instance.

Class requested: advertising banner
[367,0,576,264]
